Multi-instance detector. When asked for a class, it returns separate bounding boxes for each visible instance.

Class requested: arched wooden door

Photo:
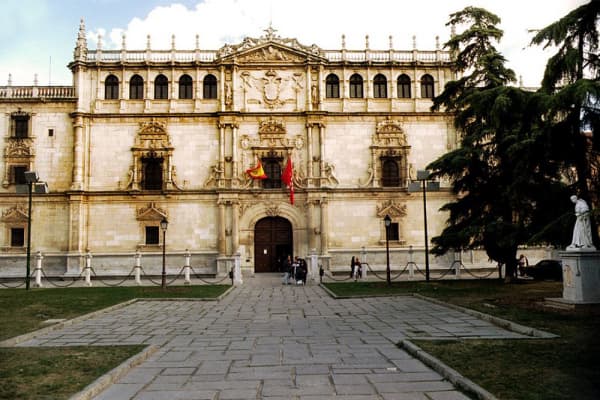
[254,217,292,273]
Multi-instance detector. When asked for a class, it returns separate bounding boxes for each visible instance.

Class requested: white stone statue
[567,195,596,251]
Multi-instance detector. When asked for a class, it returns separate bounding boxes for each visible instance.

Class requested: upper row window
[324,73,434,99]
[105,74,218,100]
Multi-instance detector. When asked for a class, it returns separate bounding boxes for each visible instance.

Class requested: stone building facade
[0,21,507,278]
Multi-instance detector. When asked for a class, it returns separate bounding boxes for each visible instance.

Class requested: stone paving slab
[13,274,531,399]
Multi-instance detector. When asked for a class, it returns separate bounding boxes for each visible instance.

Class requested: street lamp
[384,214,391,285]
[409,170,439,282]
[17,171,48,290]
[160,217,168,289]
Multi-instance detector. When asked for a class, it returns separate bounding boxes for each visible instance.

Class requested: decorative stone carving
[216,26,322,60]
[376,200,407,219]
[265,205,281,217]
[1,205,29,223]
[136,202,167,221]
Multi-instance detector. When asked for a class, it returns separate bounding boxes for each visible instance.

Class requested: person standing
[350,256,356,278]
[517,254,528,277]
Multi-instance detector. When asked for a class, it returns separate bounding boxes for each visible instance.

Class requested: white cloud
[2,0,590,87]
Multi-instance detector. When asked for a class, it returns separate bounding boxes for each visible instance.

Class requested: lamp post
[160,217,168,289]
[410,170,440,282]
[18,171,48,290]
[384,214,391,285]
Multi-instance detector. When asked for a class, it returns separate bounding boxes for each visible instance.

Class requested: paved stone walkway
[18,274,524,399]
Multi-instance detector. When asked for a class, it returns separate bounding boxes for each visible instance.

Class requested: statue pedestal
[559,251,600,304]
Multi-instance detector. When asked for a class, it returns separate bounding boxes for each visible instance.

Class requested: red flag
[281,157,294,205]
[246,160,267,179]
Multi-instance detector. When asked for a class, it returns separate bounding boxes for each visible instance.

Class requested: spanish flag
[246,160,267,179]
[281,157,294,205]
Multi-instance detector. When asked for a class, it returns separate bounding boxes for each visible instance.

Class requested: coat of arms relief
[240,68,304,110]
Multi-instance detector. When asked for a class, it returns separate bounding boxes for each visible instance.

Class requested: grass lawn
[324,280,600,400]
[0,285,230,400]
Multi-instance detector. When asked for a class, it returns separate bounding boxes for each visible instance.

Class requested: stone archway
[254,216,292,273]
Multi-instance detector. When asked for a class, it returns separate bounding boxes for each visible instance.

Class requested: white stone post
[85,251,92,286]
[361,246,367,279]
[233,252,243,286]
[34,251,43,288]
[310,249,318,283]
[184,249,191,285]
[134,250,142,285]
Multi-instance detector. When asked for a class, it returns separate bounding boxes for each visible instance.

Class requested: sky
[0,0,589,87]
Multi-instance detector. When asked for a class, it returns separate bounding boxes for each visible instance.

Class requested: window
[154,74,168,99]
[397,74,411,98]
[203,74,217,99]
[373,74,387,98]
[142,157,163,190]
[388,222,399,241]
[105,75,119,99]
[12,166,27,184]
[421,74,435,98]
[179,74,193,99]
[145,226,160,245]
[349,74,363,98]
[325,74,340,98]
[262,159,282,189]
[10,227,25,247]
[130,75,144,99]
[381,159,400,187]
[13,115,29,138]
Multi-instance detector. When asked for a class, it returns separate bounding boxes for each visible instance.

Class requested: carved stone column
[218,201,226,256]
[319,124,325,182]
[232,201,240,253]
[218,123,225,183]
[307,200,315,250]
[320,197,329,254]
[306,123,313,183]
[71,114,84,191]
[232,123,239,183]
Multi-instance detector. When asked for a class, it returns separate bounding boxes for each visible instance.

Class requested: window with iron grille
[397,74,411,98]
[105,75,119,99]
[373,74,387,98]
[145,226,159,245]
[421,74,435,98]
[203,74,217,99]
[179,74,193,99]
[262,159,282,189]
[154,74,169,99]
[130,75,144,99]
[325,74,340,98]
[11,227,25,247]
[349,74,363,98]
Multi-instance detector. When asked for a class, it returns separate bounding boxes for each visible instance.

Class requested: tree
[427,7,571,280]
[530,0,600,245]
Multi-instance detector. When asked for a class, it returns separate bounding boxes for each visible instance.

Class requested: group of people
[350,256,363,281]
[281,255,308,285]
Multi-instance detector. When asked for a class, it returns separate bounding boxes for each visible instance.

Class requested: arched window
[142,157,163,190]
[349,74,363,98]
[420,74,435,98]
[129,75,144,100]
[262,159,282,189]
[397,74,411,98]
[154,74,168,99]
[381,158,400,187]
[105,75,119,100]
[373,74,387,98]
[178,74,193,99]
[325,74,340,98]
[203,74,217,99]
